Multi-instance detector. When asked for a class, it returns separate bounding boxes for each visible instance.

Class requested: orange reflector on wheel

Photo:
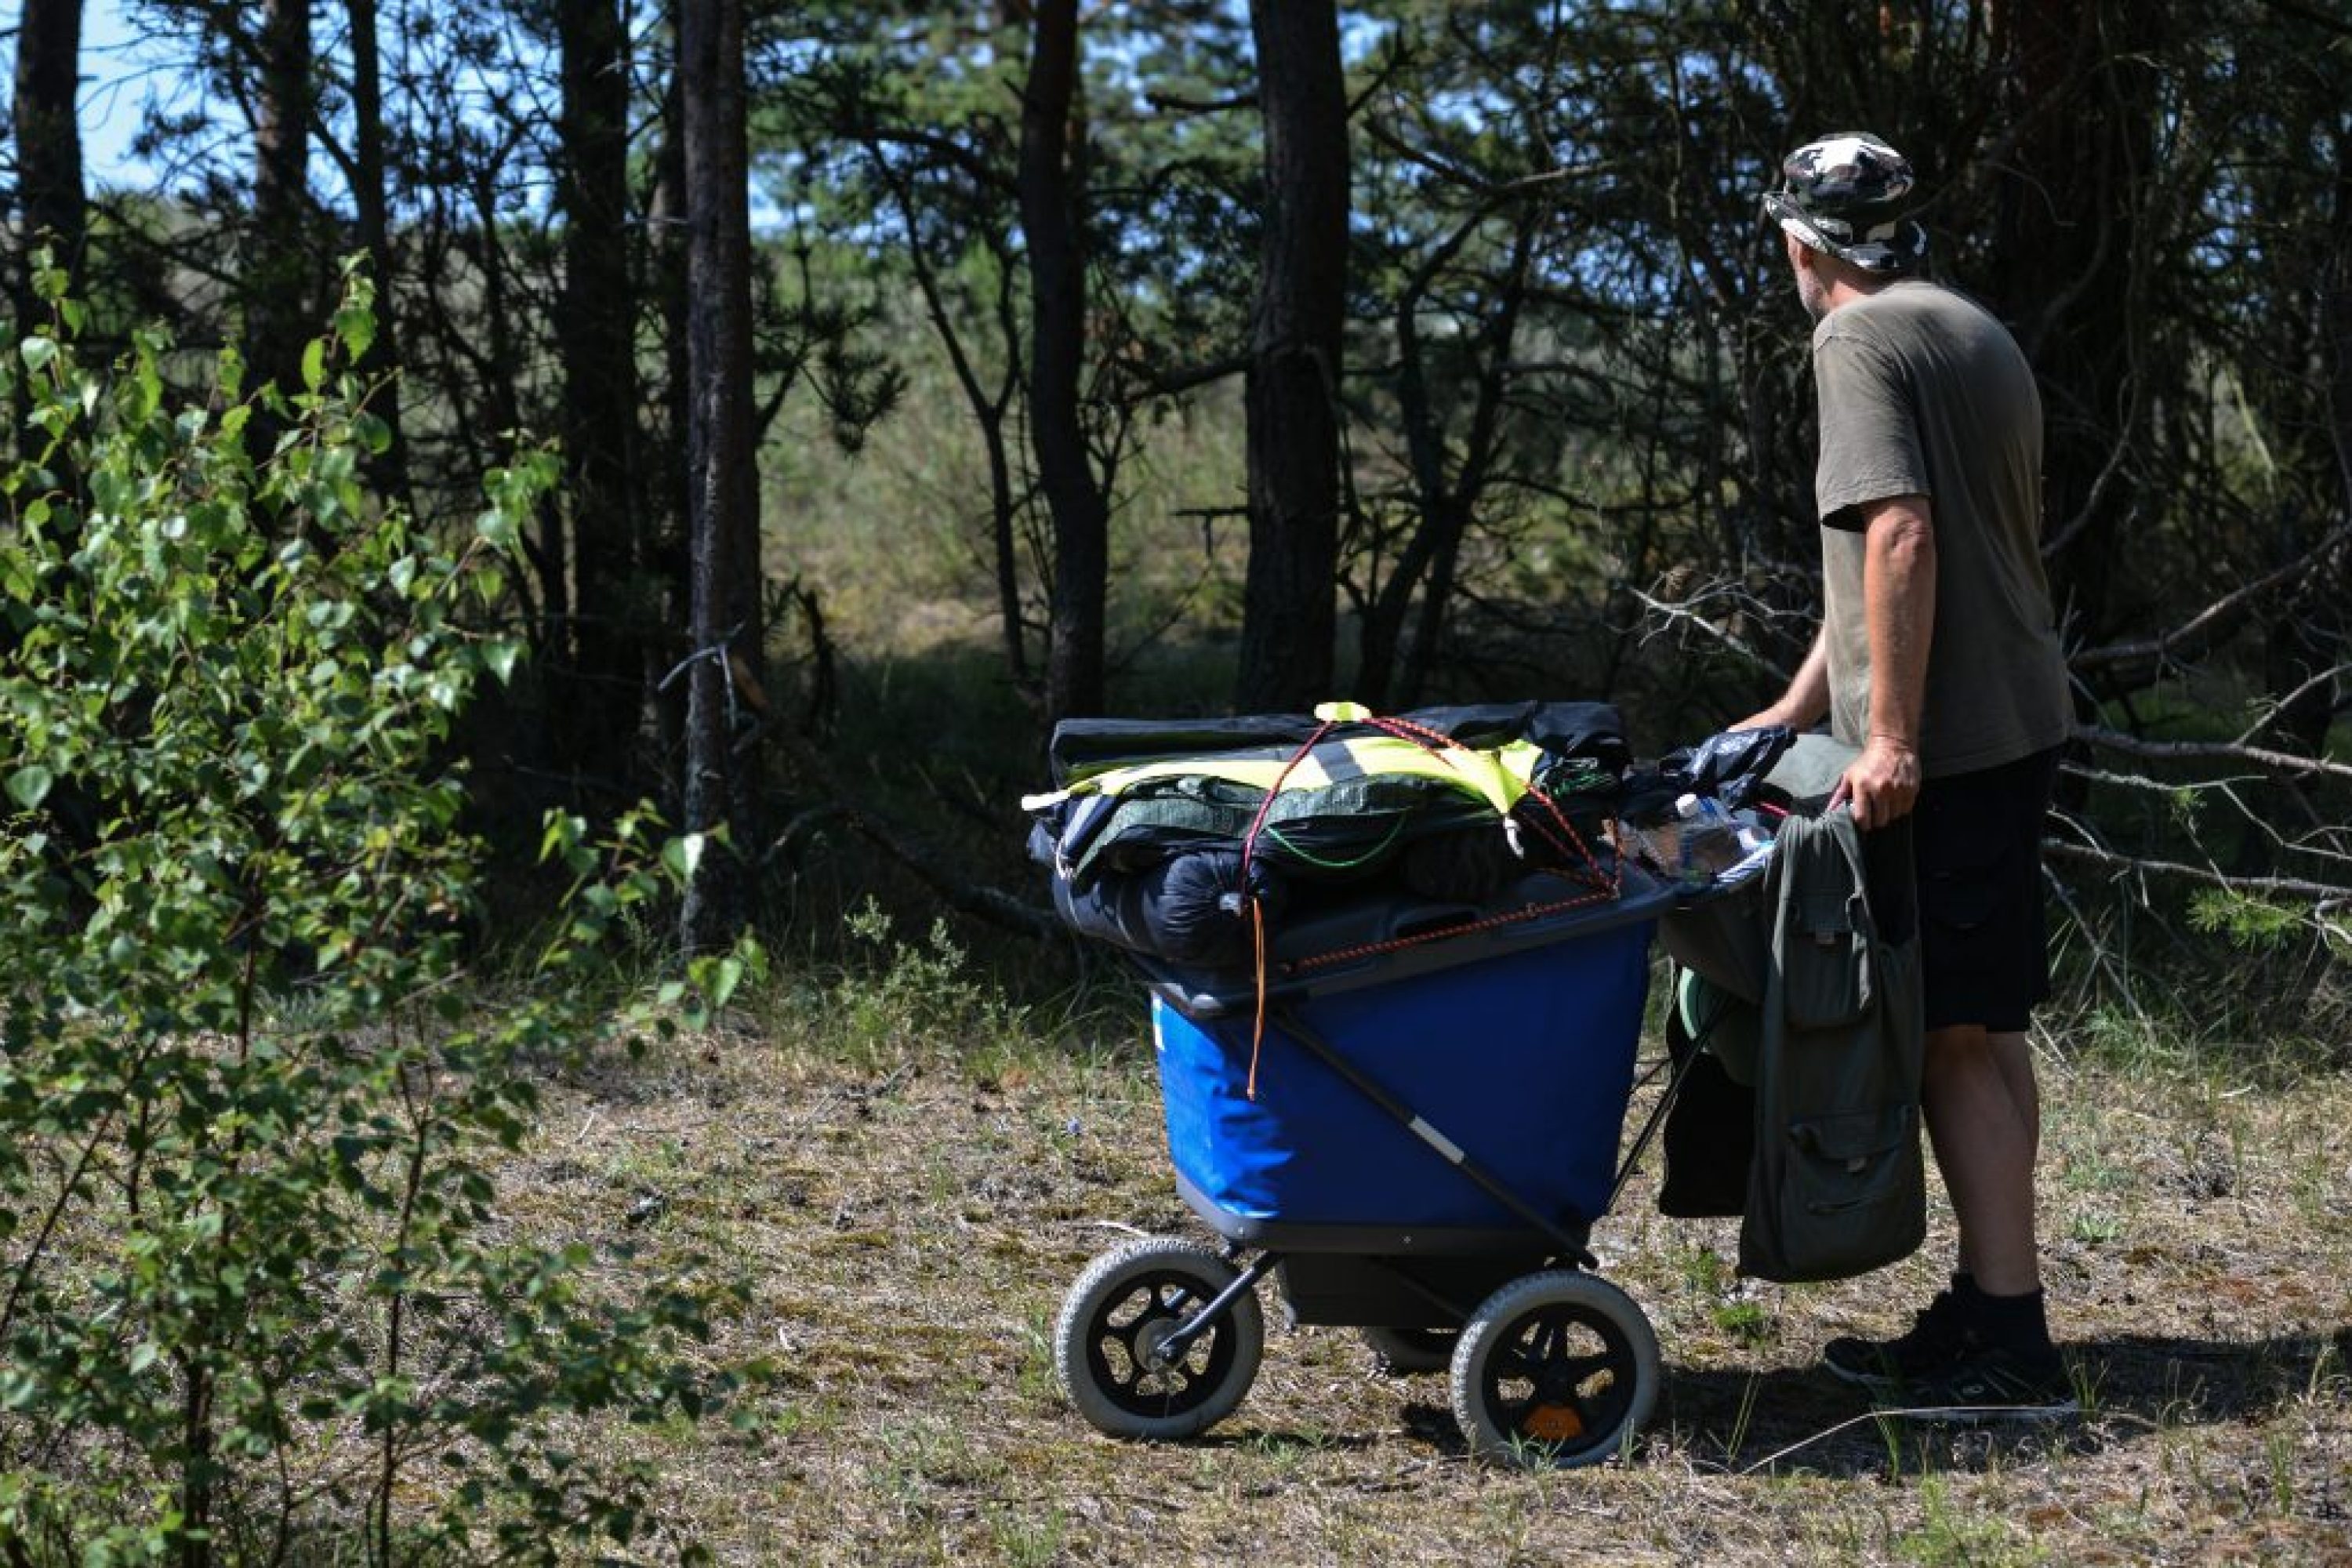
[1523,1403,1584,1443]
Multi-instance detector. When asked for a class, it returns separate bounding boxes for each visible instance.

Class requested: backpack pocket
[1780,889,1872,1029]
[1741,1103,1925,1282]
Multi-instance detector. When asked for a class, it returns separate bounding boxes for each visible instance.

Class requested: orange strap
[1290,885,1619,971]
[1361,710,1619,898]
[1232,711,1624,1091]
[1236,720,1336,1102]
[1247,896,1268,1099]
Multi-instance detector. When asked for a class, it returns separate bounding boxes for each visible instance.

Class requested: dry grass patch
[501,988,2352,1566]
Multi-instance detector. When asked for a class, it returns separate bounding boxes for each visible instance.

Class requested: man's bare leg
[1950,1027,2040,1280]
[1924,1023,2042,1296]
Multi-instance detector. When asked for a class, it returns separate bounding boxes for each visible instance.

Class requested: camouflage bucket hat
[1762,132,1929,274]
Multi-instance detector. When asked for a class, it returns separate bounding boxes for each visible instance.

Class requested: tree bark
[10,0,85,296]
[2330,120,2352,516]
[250,0,314,400]
[557,0,646,786]
[347,0,412,510]
[646,66,694,800]
[677,0,764,953]
[1018,0,1109,720]
[1236,0,1348,712]
[1989,0,2156,649]
[9,0,84,486]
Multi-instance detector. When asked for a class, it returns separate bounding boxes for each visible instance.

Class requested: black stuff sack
[1049,850,1286,970]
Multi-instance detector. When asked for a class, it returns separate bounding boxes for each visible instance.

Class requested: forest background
[10,0,2352,972]
[2,0,2350,1562]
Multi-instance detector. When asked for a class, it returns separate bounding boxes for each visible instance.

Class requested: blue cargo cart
[1051,865,1710,1469]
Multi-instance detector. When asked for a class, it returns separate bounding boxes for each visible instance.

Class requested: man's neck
[1824,271,1907,314]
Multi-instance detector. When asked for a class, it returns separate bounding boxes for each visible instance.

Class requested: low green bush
[0,263,737,1565]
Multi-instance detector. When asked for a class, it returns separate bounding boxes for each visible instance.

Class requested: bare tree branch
[2043,837,2352,903]
[2074,723,2352,784]
[1628,575,1804,680]
[2234,662,2350,746]
[2071,524,2352,673]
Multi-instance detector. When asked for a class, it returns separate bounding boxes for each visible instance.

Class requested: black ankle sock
[1970,1287,2053,1356]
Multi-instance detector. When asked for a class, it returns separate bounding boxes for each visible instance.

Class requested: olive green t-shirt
[1812,279,2071,777]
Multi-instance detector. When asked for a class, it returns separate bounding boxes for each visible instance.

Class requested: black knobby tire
[1359,1324,1460,1376]
[1054,1236,1265,1441]
[1450,1269,1660,1468]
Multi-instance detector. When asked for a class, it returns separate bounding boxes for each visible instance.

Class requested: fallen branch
[2234,662,2350,746]
[2072,724,2352,784]
[2071,523,2352,673]
[2042,837,2352,903]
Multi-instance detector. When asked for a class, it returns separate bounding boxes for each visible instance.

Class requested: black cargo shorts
[1871,746,2061,1033]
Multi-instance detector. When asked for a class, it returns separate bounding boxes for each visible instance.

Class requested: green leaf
[482,638,524,685]
[333,304,378,364]
[538,812,585,864]
[19,336,56,375]
[5,765,53,811]
[703,956,744,1012]
[662,833,706,886]
[301,337,327,392]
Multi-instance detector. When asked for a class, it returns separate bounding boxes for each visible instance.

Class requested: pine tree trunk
[347,0,412,510]
[677,0,764,953]
[10,0,85,289]
[250,0,313,401]
[557,0,646,786]
[9,0,84,481]
[1236,0,1347,713]
[1991,0,2156,649]
[1019,0,1109,721]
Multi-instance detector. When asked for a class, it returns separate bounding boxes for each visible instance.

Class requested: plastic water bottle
[1674,793,1744,884]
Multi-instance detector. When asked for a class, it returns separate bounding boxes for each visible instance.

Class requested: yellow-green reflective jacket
[1027,710,1611,887]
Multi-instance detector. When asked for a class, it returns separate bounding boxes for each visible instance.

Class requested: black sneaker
[1880,1343,2078,1422]
[1821,1290,1976,1391]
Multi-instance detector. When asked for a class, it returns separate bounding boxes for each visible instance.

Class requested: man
[1741,132,2076,1416]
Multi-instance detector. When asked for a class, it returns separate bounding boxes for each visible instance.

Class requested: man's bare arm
[1841,493,1935,826]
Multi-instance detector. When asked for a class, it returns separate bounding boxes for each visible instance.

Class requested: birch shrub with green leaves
[0,263,739,1565]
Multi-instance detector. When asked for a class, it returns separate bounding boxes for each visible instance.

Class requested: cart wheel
[1450,1270,1659,1468]
[1054,1236,1264,1441]
[1359,1325,1459,1376]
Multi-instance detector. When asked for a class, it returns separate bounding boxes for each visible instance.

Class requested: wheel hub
[1523,1402,1586,1443]
[1133,1314,1184,1374]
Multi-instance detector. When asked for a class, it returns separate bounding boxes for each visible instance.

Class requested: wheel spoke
[1084,1272,1230,1414]
[1492,1345,1541,1383]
